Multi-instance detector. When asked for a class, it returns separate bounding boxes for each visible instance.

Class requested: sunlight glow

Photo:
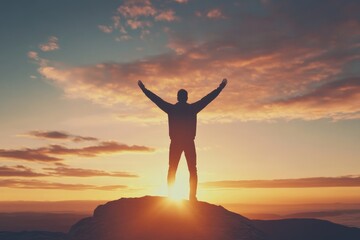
[169,166,190,200]
[153,162,191,200]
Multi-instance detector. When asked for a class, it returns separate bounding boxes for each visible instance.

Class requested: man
[138,79,227,201]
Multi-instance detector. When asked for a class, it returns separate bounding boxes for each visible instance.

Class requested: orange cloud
[32,43,359,121]
[202,175,360,188]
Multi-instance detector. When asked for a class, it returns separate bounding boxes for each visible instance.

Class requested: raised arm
[138,80,172,113]
[192,79,227,113]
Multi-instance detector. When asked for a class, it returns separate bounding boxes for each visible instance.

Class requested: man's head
[177,89,188,103]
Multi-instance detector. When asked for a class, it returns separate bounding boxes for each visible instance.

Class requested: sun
[155,165,190,201]
[168,180,189,201]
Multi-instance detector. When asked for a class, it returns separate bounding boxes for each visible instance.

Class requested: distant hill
[0,231,67,240]
[0,212,88,232]
[1,196,360,240]
[254,218,360,240]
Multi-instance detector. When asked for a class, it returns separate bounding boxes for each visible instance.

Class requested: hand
[219,78,227,89]
[138,80,145,90]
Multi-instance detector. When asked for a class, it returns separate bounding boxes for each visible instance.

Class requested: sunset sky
[0,0,359,207]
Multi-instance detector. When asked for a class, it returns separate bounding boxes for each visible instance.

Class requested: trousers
[167,139,197,199]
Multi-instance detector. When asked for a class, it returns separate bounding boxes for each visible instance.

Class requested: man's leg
[184,140,197,201]
[168,140,183,193]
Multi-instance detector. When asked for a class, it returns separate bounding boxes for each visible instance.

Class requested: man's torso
[167,102,197,140]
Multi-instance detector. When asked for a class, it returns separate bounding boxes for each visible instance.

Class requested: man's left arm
[192,79,227,113]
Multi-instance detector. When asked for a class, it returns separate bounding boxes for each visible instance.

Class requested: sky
[0,0,359,206]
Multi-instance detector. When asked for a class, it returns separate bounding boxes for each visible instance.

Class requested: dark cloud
[45,141,154,157]
[0,165,138,178]
[281,77,358,102]
[27,130,98,142]
[0,148,62,162]
[0,141,154,163]
[202,175,360,188]
[0,165,47,177]
[275,77,360,104]
[43,167,138,178]
[0,179,125,191]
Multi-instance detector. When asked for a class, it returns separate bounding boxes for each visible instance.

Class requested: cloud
[0,165,47,177]
[0,141,154,163]
[0,179,125,191]
[126,19,152,29]
[98,25,113,33]
[45,141,153,156]
[0,147,62,162]
[100,0,178,40]
[206,9,225,19]
[202,175,360,188]
[268,77,360,120]
[33,0,360,121]
[25,130,98,142]
[27,51,39,60]
[43,166,138,177]
[118,0,156,18]
[155,10,177,22]
[39,36,59,52]
[0,165,138,178]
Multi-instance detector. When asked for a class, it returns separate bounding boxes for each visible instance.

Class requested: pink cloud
[127,19,152,29]
[27,51,39,60]
[112,16,127,33]
[117,0,156,18]
[206,9,225,19]
[100,0,178,40]
[98,25,113,33]
[195,11,202,17]
[115,35,132,41]
[39,36,59,52]
[155,10,177,22]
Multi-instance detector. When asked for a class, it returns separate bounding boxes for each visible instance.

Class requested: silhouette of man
[138,79,227,201]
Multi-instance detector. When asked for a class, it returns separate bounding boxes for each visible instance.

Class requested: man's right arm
[138,80,172,113]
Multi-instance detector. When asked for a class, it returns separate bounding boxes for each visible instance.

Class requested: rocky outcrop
[69,196,267,240]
